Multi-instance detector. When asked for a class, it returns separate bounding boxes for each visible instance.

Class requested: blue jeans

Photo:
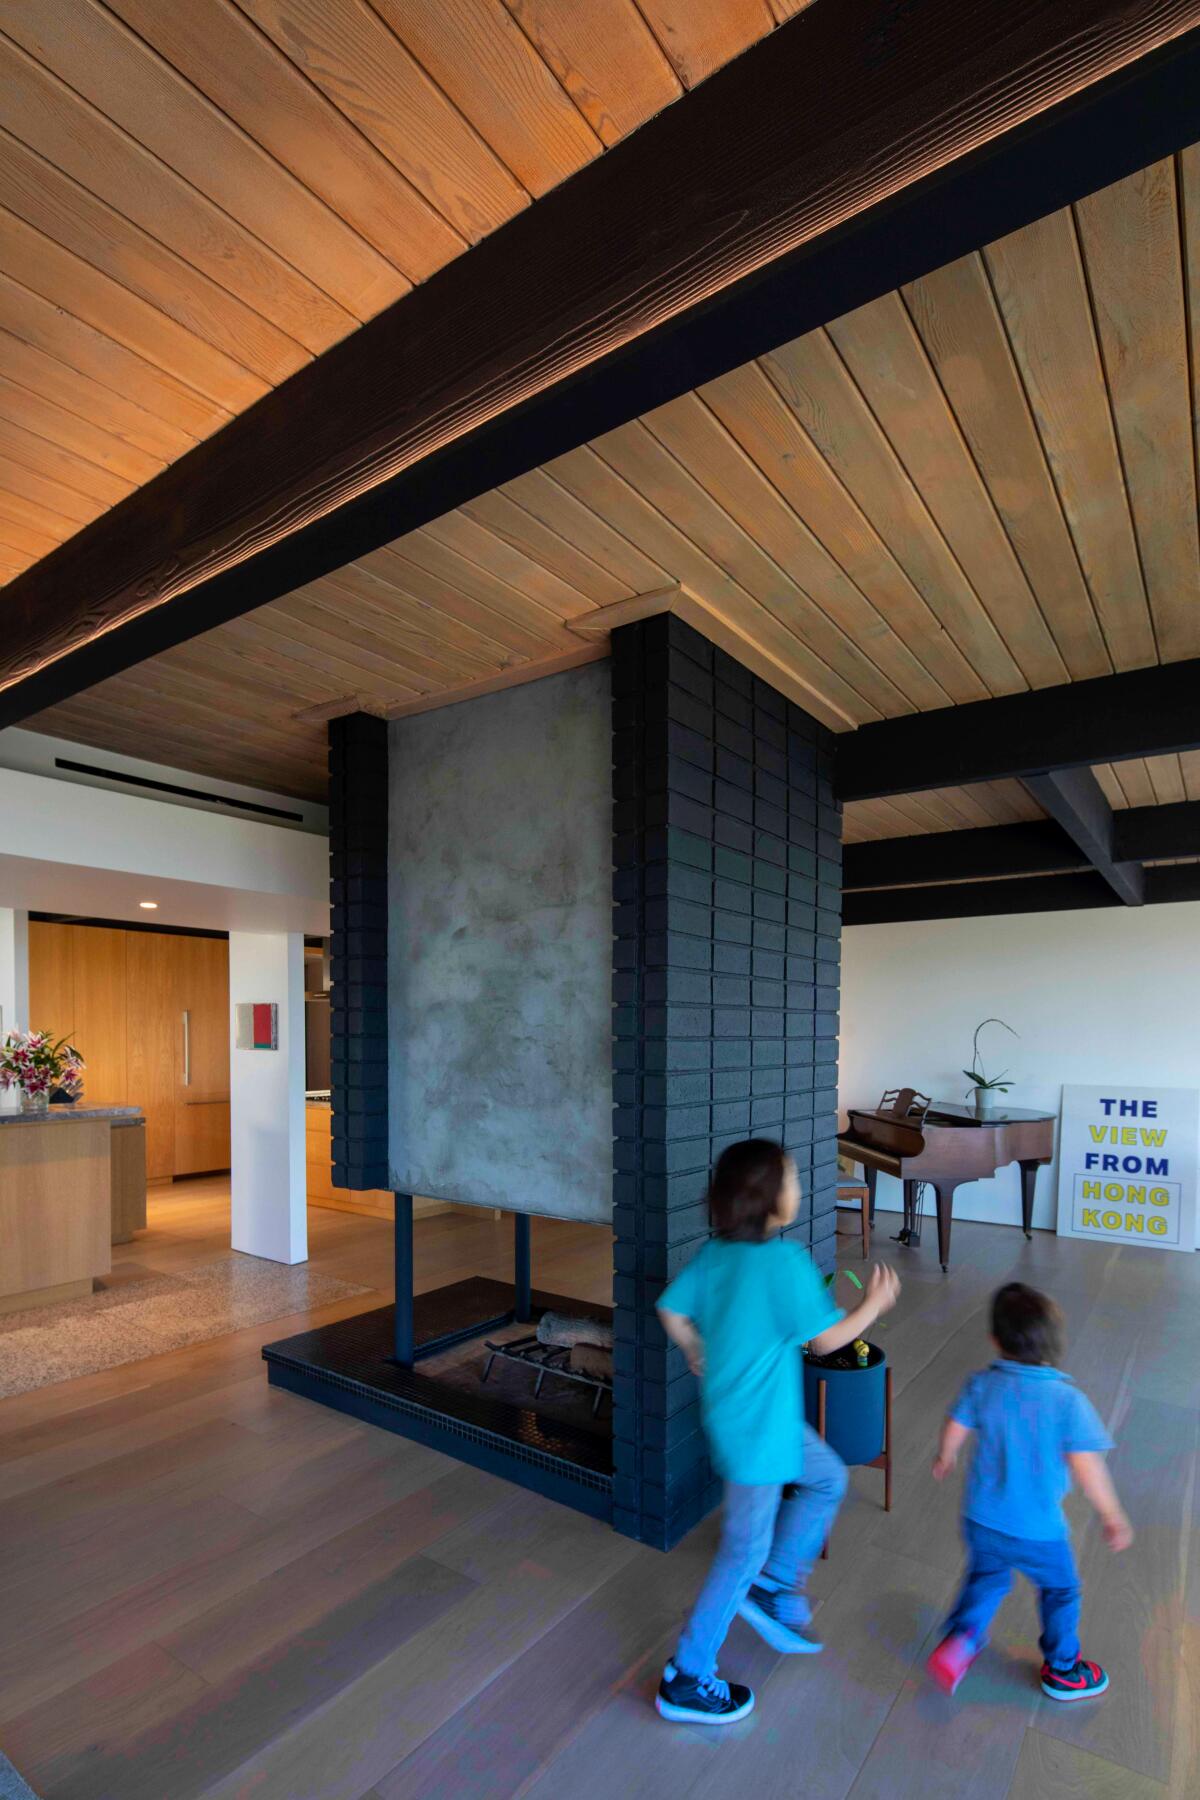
[676,1425,848,1679]
[945,1519,1081,1670]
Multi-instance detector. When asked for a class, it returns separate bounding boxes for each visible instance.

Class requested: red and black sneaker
[926,1633,978,1696]
[1040,1658,1109,1702]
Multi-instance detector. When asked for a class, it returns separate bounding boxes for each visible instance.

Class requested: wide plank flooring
[0,1182,1194,1798]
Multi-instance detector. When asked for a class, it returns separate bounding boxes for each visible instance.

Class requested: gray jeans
[676,1425,849,1679]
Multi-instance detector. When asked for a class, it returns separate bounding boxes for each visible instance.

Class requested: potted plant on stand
[0,1030,85,1113]
[802,1268,892,1533]
[963,1016,1018,1115]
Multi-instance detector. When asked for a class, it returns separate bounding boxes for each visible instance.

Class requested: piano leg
[1018,1160,1039,1239]
[864,1164,877,1225]
[934,1185,955,1271]
[900,1178,921,1247]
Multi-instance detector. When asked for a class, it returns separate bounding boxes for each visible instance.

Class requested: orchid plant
[963,1016,1018,1096]
[0,1029,85,1102]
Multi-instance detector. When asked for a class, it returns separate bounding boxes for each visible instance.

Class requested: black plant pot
[49,1088,77,1106]
[803,1343,887,1467]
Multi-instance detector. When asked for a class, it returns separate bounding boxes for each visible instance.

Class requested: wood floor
[0,1182,1194,1799]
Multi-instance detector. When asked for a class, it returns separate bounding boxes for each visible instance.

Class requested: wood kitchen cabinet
[172,934,231,1177]
[28,923,230,1181]
[124,930,177,1181]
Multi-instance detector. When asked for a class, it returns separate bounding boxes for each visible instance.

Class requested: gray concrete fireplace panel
[387,661,613,1223]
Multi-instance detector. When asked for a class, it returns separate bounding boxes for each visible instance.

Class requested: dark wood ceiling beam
[843,820,1084,890]
[1114,797,1200,861]
[1022,768,1144,904]
[836,656,1200,801]
[844,872,1118,925]
[1145,863,1200,904]
[2,3,1200,725]
[843,799,1200,896]
[843,864,1200,927]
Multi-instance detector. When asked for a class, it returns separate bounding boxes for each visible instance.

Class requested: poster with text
[1056,1085,1198,1252]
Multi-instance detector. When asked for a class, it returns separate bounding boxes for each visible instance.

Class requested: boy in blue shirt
[927,1282,1132,1702]
[656,1138,901,1725]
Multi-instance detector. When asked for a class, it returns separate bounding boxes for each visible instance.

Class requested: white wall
[0,726,327,834]
[0,765,327,935]
[0,908,28,1040]
[229,931,307,1264]
[840,901,1200,1228]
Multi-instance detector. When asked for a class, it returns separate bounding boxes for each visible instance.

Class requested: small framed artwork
[235,1002,278,1050]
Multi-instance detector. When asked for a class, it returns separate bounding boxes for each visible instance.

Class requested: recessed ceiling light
[139,900,158,910]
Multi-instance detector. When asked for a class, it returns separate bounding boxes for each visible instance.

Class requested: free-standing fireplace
[263,1247,614,1520]
[263,616,842,1549]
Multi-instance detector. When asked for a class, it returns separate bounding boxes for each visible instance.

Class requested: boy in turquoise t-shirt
[655,1139,901,1726]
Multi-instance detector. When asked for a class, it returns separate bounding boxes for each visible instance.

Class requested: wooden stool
[835,1181,871,1258]
[815,1366,893,1558]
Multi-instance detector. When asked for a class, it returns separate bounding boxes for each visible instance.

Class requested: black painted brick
[328,714,389,1193]
[610,615,841,1550]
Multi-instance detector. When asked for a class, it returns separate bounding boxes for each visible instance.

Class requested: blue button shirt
[658,1235,842,1486]
[950,1360,1113,1541]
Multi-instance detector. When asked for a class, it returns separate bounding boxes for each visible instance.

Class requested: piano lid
[926,1101,1057,1126]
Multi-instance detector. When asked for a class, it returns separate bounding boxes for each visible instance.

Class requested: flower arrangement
[0,1029,85,1106]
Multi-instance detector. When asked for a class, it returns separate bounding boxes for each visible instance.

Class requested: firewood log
[569,1343,613,1380]
[536,1311,613,1350]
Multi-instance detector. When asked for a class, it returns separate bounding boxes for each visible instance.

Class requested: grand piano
[838,1089,1055,1271]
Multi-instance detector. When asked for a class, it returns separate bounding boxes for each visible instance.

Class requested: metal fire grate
[482,1334,613,1417]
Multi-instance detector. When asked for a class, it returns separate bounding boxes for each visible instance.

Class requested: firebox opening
[263,1217,615,1519]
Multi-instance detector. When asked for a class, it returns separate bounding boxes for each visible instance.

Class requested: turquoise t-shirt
[658,1235,842,1485]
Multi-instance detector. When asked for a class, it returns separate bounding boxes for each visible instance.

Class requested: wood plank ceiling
[840,760,1200,844]
[0,0,800,584]
[21,147,1200,821]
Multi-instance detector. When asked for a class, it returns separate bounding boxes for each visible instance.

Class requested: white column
[0,908,29,1039]
[228,930,307,1264]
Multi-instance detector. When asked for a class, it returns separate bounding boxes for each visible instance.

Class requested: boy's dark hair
[991,1282,1063,1365]
[708,1138,789,1241]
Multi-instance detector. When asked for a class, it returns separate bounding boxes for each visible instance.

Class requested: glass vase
[20,1089,50,1115]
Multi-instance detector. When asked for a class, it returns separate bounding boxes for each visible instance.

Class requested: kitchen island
[0,1105,144,1314]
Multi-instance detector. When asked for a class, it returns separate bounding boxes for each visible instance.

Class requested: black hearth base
[262,1277,613,1522]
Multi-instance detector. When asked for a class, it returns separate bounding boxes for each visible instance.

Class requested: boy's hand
[866,1263,901,1317]
[659,1306,704,1379]
[933,1418,969,1484]
[1103,1512,1133,1552]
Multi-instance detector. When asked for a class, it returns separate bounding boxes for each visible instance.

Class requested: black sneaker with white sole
[1040,1657,1109,1701]
[656,1662,755,1725]
[737,1584,823,1654]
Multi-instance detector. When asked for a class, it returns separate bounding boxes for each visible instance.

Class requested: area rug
[0,1257,371,1400]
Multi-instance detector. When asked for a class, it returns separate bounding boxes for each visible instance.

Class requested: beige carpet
[0,1257,371,1399]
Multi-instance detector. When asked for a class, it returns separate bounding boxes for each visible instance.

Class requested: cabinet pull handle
[182,1010,191,1087]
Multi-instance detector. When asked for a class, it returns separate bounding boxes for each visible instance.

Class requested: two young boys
[656,1140,1130,1724]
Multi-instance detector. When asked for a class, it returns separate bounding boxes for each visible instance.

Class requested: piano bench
[835,1183,870,1259]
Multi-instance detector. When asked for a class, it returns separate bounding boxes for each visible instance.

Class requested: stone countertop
[0,1104,145,1127]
